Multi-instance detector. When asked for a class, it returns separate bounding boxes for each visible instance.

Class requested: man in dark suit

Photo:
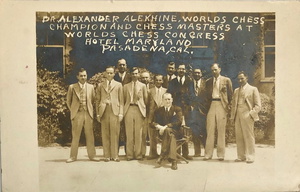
[167,63,193,160]
[162,61,177,89]
[95,66,124,162]
[186,68,207,157]
[114,58,131,85]
[123,67,148,160]
[66,68,99,163]
[204,63,233,161]
[152,93,183,170]
[148,74,167,159]
[140,71,154,158]
[230,71,261,163]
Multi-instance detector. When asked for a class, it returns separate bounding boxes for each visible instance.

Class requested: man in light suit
[66,68,99,163]
[186,68,207,157]
[114,58,131,85]
[162,61,177,89]
[140,71,154,158]
[147,74,167,159]
[230,71,261,163]
[95,66,124,162]
[204,63,233,161]
[123,67,148,160]
[152,93,183,170]
[114,58,131,153]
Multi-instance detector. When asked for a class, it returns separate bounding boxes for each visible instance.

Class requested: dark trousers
[160,128,177,160]
[187,108,207,156]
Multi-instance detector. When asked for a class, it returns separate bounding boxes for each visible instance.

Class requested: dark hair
[106,66,115,71]
[211,63,221,68]
[131,67,140,73]
[168,61,175,66]
[177,63,186,68]
[154,74,164,80]
[117,58,126,65]
[77,68,86,75]
[193,67,202,72]
[238,71,248,78]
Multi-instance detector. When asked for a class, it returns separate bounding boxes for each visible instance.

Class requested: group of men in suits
[65,59,261,168]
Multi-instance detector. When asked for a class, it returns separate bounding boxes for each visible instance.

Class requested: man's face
[105,68,115,81]
[211,64,221,78]
[154,76,163,88]
[77,71,87,84]
[163,94,173,108]
[238,74,248,87]
[167,64,176,75]
[193,69,202,81]
[131,69,140,81]
[140,72,150,84]
[117,59,127,73]
[177,65,186,77]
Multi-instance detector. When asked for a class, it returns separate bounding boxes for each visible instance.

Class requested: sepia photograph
[1,1,300,192]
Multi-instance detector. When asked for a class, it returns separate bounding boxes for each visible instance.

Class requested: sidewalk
[39,144,283,192]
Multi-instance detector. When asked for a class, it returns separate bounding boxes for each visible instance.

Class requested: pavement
[39,144,293,192]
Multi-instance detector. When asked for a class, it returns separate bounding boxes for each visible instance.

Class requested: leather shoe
[171,161,178,170]
[156,157,163,165]
[127,158,133,161]
[104,158,110,162]
[246,160,254,164]
[235,159,246,162]
[136,157,144,161]
[183,155,193,160]
[203,157,212,161]
[113,158,120,162]
[218,157,224,161]
[66,158,76,163]
[194,154,201,157]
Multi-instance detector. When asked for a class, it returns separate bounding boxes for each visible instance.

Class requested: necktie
[108,81,111,92]
[168,75,172,82]
[212,78,219,98]
[180,77,183,85]
[195,80,199,96]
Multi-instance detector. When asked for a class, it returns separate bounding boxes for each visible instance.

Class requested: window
[261,13,275,82]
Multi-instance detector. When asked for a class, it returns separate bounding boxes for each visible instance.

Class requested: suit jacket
[230,83,261,121]
[66,82,95,120]
[95,79,124,118]
[162,75,176,89]
[152,105,183,131]
[205,75,233,112]
[148,87,167,124]
[189,78,208,115]
[114,71,131,86]
[167,76,193,109]
[123,81,148,117]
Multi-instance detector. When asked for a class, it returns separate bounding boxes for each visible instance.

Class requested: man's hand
[159,126,167,135]
[97,115,101,123]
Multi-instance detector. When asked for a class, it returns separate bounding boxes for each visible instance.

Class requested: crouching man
[152,93,183,170]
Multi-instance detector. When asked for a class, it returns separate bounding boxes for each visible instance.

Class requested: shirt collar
[241,83,248,90]
[214,76,220,82]
[177,76,185,81]
[155,86,162,91]
[78,82,86,88]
